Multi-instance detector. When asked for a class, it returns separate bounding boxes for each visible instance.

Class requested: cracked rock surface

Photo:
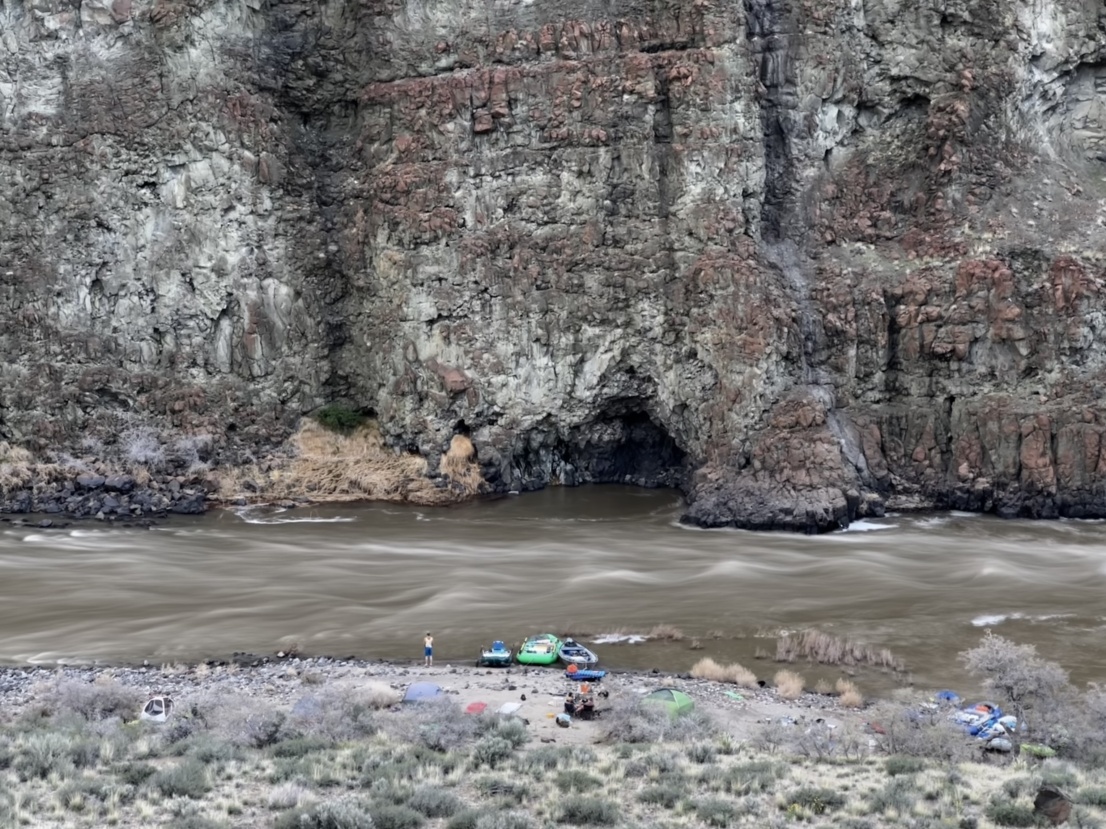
[1,0,1105,530]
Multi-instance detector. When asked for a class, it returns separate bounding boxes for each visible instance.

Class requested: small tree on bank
[959,631,1073,749]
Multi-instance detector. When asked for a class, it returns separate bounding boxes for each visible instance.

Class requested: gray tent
[403,682,444,703]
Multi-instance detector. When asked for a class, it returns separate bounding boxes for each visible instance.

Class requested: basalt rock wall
[0,0,1104,529]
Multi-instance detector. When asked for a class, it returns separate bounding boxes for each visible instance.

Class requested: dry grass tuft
[776,629,903,671]
[774,670,805,700]
[648,624,686,641]
[690,658,727,682]
[439,434,482,496]
[0,441,33,464]
[213,420,486,507]
[836,678,864,708]
[690,658,758,687]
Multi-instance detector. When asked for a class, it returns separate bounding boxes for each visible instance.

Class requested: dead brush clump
[214,420,486,506]
[773,670,805,700]
[689,658,758,688]
[439,434,483,496]
[776,629,903,671]
[835,678,864,709]
[0,442,68,495]
[648,625,686,641]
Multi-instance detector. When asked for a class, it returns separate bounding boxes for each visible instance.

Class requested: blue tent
[403,682,444,703]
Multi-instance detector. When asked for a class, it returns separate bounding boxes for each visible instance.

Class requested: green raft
[516,633,562,666]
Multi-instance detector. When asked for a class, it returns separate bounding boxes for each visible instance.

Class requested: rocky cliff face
[1,0,1104,529]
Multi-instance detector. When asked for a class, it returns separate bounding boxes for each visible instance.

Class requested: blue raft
[565,669,607,682]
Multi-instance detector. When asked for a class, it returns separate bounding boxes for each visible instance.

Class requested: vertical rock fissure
[744,0,794,242]
[652,70,674,220]
[745,0,871,497]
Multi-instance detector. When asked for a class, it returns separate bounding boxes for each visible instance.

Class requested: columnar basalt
[0,0,1104,529]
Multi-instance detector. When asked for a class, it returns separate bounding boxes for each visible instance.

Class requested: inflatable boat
[516,633,562,665]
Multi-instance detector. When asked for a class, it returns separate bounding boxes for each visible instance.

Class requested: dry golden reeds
[773,669,805,700]
[836,678,864,708]
[690,657,759,687]
[775,628,903,671]
[647,624,686,641]
[213,420,486,507]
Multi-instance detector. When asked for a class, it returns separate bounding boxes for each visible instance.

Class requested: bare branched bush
[47,677,145,722]
[865,699,975,762]
[121,426,166,469]
[773,670,805,700]
[785,720,867,761]
[283,683,388,742]
[267,782,315,810]
[960,631,1075,747]
[383,698,479,752]
[600,697,714,744]
[183,692,286,748]
[776,629,903,671]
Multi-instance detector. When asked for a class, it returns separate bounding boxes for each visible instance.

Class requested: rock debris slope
[1,0,1104,530]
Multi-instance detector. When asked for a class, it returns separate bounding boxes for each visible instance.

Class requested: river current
[3,486,1104,696]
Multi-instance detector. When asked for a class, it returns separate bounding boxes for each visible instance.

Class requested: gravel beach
[0,653,868,746]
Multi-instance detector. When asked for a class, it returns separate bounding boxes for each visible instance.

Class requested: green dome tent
[643,688,694,716]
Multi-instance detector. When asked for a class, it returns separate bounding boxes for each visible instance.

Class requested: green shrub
[371,803,425,829]
[985,802,1037,827]
[693,796,739,827]
[868,778,918,815]
[368,778,415,805]
[407,787,461,818]
[1040,766,1079,788]
[314,405,366,433]
[513,745,561,774]
[624,751,680,777]
[446,811,480,829]
[784,787,845,815]
[1079,787,1106,807]
[555,769,603,792]
[557,796,618,825]
[14,732,76,780]
[151,759,211,799]
[274,797,374,829]
[885,756,927,776]
[638,781,687,808]
[474,777,525,802]
[117,761,157,786]
[472,737,514,769]
[167,815,229,829]
[493,718,529,749]
[726,760,788,795]
[687,742,717,764]
[474,812,534,829]
[1002,776,1032,799]
[271,736,335,758]
[186,737,242,765]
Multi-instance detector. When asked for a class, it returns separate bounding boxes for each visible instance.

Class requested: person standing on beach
[424,632,434,667]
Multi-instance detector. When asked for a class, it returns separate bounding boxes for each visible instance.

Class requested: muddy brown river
[2,486,1104,696]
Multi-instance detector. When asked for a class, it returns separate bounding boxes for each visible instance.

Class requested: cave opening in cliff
[508,403,687,492]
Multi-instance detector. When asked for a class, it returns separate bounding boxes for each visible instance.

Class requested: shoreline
[0,652,874,745]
